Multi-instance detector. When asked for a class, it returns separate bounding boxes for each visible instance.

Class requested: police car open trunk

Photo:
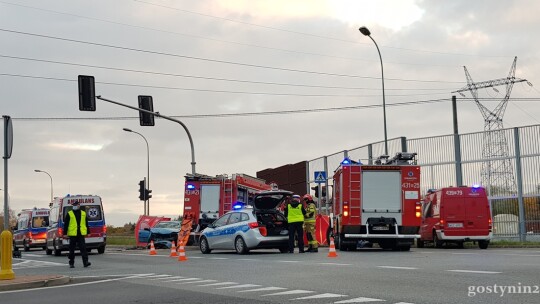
[253,190,291,237]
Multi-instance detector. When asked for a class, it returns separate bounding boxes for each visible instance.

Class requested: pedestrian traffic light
[138,180,145,201]
[78,75,96,111]
[138,95,155,126]
[144,188,152,200]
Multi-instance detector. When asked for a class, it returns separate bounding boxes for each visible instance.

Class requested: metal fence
[307,124,540,241]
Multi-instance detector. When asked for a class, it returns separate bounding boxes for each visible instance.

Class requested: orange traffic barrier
[149,240,157,256]
[327,237,338,258]
[169,241,178,257]
[177,245,187,262]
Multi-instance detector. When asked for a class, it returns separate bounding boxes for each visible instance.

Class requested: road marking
[317,262,352,266]
[334,297,385,303]
[147,274,174,280]
[451,253,479,255]
[169,278,201,282]
[502,253,540,257]
[237,287,286,293]
[209,257,229,260]
[447,270,501,274]
[238,258,258,261]
[162,276,186,282]
[293,293,347,300]
[261,290,313,296]
[177,279,217,285]
[277,260,299,263]
[197,282,238,287]
[13,259,65,269]
[394,302,415,304]
[377,266,418,270]
[20,254,43,257]
[216,284,261,289]
[0,274,152,294]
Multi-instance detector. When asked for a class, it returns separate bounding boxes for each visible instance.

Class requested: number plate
[448,223,463,228]
[372,226,390,231]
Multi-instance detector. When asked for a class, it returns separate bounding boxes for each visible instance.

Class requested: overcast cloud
[1,0,539,226]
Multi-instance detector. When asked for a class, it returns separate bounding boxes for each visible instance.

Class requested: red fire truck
[330,152,422,251]
[183,173,272,242]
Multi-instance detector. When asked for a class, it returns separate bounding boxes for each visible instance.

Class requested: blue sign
[314,171,326,183]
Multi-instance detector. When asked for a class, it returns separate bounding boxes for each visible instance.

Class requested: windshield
[32,216,49,228]
[154,221,180,229]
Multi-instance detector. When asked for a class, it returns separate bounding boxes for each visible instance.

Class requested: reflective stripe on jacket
[287,204,304,223]
[67,210,88,236]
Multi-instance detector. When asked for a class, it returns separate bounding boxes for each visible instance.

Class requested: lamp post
[359,26,388,156]
[123,128,150,216]
[34,169,53,203]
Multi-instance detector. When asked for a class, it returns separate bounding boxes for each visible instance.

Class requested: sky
[1,0,539,227]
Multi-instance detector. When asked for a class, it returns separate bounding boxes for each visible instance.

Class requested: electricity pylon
[453,57,527,196]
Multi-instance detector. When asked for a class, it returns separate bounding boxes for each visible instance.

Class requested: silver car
[199,190,292,254]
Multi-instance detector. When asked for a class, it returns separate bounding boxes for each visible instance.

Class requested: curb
[0,275,71,292]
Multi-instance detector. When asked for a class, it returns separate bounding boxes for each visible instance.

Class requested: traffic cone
[149,240,157,256]
[169,241,178,257]
[177,245,188,262]
[327,237,338,258]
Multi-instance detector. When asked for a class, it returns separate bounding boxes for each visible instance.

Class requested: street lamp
[123,128,150,215]
[359,26,388,156]
[34,169,53,203]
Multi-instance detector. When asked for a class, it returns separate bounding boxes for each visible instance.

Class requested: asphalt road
[3,246,540,304]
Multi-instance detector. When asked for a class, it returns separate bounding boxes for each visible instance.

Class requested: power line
[0,54,456,92]
[133,0,511,58]
[0,73,452,97]
[0,28,463,84]
[12,98,452,121]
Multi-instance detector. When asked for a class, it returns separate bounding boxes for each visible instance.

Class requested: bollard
[0,230,15,279]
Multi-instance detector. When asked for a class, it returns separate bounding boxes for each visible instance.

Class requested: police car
[199,190,292,254]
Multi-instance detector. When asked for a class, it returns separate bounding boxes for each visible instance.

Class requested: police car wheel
[235,237,249,255]
[199,237,211,254]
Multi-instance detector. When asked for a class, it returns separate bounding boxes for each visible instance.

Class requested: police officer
[63,201,91,268]
[303,194,318,252]
[284,194,307,253]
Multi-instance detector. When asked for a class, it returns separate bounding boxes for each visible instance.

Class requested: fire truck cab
[183,173,272,243]
[331,152,422,251]
[418,186,492,249]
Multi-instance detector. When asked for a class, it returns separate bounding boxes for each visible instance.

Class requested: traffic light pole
[96,96,196,175]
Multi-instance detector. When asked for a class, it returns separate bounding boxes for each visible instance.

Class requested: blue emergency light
[233,202,244,210]
[341,157,351,165]
[186,184,195,190]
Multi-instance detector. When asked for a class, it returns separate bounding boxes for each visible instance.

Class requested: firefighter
[303,194,318,252]
[284,194,306,253]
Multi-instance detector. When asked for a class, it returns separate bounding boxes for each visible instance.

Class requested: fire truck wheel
[416,239,424,248]
[235,236,249,255]
[199,237,212,254]
[457,241,465,249]
[478,240,489,249]
[433,233,443,248]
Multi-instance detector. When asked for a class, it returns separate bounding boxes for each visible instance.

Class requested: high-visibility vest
[287,204,304,223]
[305,202,317,223]
[67,210,88,236]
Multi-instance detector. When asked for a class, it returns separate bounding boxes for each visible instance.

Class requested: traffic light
[311,185,327,198]
[144,188,152,200]
[138,95,155,126]
[138,180,145,201]
[78,75,96,111]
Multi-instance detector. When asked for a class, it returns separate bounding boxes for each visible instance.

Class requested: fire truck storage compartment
[256,212,288,237]
[362,170,402,225]
[200,184,220,225]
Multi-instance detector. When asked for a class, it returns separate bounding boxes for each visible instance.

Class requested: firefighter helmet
[303,194,313,201]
